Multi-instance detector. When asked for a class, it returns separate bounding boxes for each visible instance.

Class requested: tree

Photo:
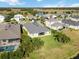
[20,35,44,57]
[20,34,33,57]
[53,33,70,43]
[40,17,45,25]
[32,38,44,50]
[65,11,71,14]
[0,52,9,59]
[5,13,15,22]
[54,11,57,14]
[24,11,28,15]
[51,30,70,43]
[26,9,38,15]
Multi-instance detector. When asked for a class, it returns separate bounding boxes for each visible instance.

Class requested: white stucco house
[45,18,63,30]
[35,13,44,18]
[0,15,5,23]
[51,15,57,18]
[23,22,51,38]
[49,22,64,30]
[62,19,79,29]
[14,14,25,23]
[43,14,57,19]
[70,16,79,21]
[45,18,58,26]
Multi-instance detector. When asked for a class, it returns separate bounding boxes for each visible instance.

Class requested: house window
[3,40,6,42]
[8,39,18,42]
[39,32,45,35]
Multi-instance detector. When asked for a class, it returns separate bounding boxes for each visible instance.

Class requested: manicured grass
[40,35,62,49]
[28,29,79,59]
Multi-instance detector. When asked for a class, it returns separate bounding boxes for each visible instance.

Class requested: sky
[0,0,79,7]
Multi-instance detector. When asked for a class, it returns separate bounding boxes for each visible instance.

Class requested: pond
[0,45,15,52]
[70,54,79,59]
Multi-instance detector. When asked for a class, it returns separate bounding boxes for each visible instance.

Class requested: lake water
[70,54,79,59]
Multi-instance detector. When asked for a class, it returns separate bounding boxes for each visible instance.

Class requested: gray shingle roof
[0,23,21,40]
[71,16,79,19]
[24,22,49,34]
[62,19,79,26]
[51,22,63,27]
[47,18,57,22]
[36,13,44,17]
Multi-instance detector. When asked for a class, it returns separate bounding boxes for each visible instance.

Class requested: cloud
[43,5,66,7]
[43,5,57,7]
[43,0,79,7]
[36,0,43,2]
[43,3,79,7]
[0,0,23,5]
[43,0,66,7]
[70,3,79,7]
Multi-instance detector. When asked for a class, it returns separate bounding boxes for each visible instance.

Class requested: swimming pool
[0,45,15,52]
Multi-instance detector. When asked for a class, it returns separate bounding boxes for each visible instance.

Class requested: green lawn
[28,29,79,59]
[40,35,62,49]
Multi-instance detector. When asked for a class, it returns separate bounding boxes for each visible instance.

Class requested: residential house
[23,22,51,38]
[45,18,58,26]
[14,14,25,23]
[45,18,63,30]
[43,14,57,19]
[0,23,21,52]
[0,15,5,23]
[50,22,64,30]
[70,15,79,21]
[62,19,79,29]
[36,13,57,19]
[26,15,37,20]
[35,13,44,18]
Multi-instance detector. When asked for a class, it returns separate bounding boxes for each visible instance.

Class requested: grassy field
[28,29,79,59]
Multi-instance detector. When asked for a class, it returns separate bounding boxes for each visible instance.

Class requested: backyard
[28,29,79,59]
[0,21,79,59]
[0,25,79,59]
